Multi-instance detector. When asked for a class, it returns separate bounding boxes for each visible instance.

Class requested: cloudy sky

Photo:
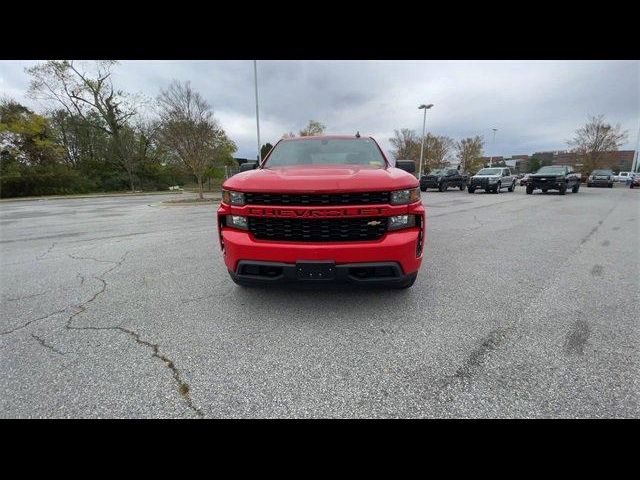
[1,60,638,159]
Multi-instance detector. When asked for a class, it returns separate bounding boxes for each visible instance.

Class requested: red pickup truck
[217,135,425,288]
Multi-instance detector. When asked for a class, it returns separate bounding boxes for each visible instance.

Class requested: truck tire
[508,181,515,192]
[572,184,579,193]
[468,186,475,194]
[609,183,613,188]
[526,185,533,194]
[559,184,567,195]
[494,182,501,193]
[420,185,427,192]
[459,184,464,191]
[439,182,447,192]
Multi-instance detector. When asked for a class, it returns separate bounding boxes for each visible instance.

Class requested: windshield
[476,168,502,176]
[264,138,386,168]
[592,170,613,175]
[429,169,447,175]
[536,166,566,174]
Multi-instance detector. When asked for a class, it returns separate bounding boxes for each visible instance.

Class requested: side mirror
[240,161,258,172]
[396,160,416,174]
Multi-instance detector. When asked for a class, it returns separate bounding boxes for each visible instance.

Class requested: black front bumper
[530,180,564,190]
[420,178,440,188]
[230,260,415,286]
[588,179,613,187]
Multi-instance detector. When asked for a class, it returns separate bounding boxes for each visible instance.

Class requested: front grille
[244,191,390,206]
[248,217,388,242]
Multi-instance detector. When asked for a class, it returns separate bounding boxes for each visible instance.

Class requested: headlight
[388,214,416,231]
[227,215,248,230]
[489,177,498,183]
[222,189,245,206]
[390,187,420,205]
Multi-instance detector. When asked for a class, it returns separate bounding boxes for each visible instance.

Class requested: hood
[223,165,418,193]
[473,174,500,179]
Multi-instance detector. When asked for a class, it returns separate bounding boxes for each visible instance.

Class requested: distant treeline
[1,61,237,198]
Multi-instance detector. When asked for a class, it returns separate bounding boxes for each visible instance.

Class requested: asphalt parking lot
[1,184,639,418]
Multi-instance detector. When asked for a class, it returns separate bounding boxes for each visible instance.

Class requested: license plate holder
[295,261,336,280]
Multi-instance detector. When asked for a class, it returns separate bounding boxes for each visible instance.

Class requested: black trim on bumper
[231,260,414,286]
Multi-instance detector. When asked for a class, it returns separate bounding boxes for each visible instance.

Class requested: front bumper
[229,260,416,286]
[219,226,424,277]
[420,179,440,188]
[588,179,613,187]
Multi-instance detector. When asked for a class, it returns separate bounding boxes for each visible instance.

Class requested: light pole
[253,60,262,164]
[418,103,434,178]
[632,120,640,173]
[489,128,498,167]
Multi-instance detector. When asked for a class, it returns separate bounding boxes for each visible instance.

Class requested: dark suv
[420,168,468,192]
[526,165,581,195]
[587,169,614,188]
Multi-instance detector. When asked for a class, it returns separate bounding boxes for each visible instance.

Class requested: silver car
[467,167,517,194]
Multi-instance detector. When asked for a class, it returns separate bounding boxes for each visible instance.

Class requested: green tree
[261,142,274,160]
[456,136,485,175]
[26,60,141,191]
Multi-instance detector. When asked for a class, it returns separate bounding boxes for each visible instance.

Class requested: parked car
[614,171,633,182]
[419,168,468,192]
[587,169,614,188]
[467,167,516,194]
[630,173,640,189]
[526,165,581,195]
[520,174,531,186]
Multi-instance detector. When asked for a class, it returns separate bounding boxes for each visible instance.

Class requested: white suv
[614,171,632,182]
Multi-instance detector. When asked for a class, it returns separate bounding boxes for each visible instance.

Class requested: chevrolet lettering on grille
[247,207,387,218]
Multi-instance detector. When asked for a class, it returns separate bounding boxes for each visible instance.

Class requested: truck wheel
[439,182,447,192]
[559,184,567,195]
[526,185,533,194]
[494,182,501,193]
[420,185,427,192]
[572,184,580,193]
[508,181,515,192]
[459,184,464,191]
[468,187,475,194]
[609,183,613,188]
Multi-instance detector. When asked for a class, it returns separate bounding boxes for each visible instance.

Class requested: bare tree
[25,60,141,191]
[390,129,455,172]
[299,120,326,136]
[389,129,420,160]
[456,136,485,175]
[157,81,236,199]
[568,114,628,172]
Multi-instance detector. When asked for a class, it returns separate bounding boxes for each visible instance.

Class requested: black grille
[248,217,388,242]
[244,191,390,206]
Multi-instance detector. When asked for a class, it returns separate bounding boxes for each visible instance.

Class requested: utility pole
[254,60,262,164]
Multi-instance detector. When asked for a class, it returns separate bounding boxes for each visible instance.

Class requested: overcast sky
[1,60,638,159]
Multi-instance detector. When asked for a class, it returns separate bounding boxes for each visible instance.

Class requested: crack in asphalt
[63,250,204,418]
[36,242,57,260]
[0,306,70,335]
[31,333,65,355]
[2,291,49,302]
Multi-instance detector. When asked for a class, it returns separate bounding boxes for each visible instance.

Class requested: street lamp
[253,60,262,164]
[418,104,434,178]
[489,128,498,167]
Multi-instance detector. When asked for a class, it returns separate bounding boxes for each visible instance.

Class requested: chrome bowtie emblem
[367,220,381,226]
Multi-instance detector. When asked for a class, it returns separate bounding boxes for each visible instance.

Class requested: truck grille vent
[248,217,388,242]
[244,192,390,206]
